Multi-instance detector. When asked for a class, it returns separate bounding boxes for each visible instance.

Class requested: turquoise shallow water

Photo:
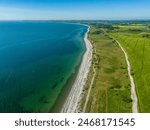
[0,21,87,112]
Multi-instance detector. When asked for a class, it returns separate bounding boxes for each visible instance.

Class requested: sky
[0,0,150,20]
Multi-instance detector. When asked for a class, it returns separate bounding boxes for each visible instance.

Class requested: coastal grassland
[109,23,150,112]
[80,25,132,112]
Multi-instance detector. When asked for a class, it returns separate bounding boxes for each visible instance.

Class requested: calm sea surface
[0,22,87,112]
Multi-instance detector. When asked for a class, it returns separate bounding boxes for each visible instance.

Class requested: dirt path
[115,40,139,113]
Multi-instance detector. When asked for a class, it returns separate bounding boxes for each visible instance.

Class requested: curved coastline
[61,25,93,113]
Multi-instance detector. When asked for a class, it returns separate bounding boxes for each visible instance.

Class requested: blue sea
[0,21,87,112]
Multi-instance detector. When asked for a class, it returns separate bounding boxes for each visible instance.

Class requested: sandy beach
[61,25,93,113]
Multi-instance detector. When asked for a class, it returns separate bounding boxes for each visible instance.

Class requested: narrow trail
[115,40,139,113]
[102,28,139,112]
[105,88,108,112]
[83,49,97,112]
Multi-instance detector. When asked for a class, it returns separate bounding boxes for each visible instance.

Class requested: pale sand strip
[83,45,96,112]
[61,25,93,113]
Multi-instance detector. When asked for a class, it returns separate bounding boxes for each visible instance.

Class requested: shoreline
[61,25,93,113]
[50,57,83,112]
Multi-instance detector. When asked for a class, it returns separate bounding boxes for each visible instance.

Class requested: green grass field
[80,25,132,112]
[110,24,150,112]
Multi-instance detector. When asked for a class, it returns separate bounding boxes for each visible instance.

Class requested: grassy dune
[80,25,132,112]
[110,24,150,112]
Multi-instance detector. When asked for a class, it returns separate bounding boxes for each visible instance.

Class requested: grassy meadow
[80,24,132,112]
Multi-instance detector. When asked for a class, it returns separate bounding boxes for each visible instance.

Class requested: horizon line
[0,19,150,21]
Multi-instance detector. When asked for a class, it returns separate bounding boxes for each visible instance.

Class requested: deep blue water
[0,21,87,112]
